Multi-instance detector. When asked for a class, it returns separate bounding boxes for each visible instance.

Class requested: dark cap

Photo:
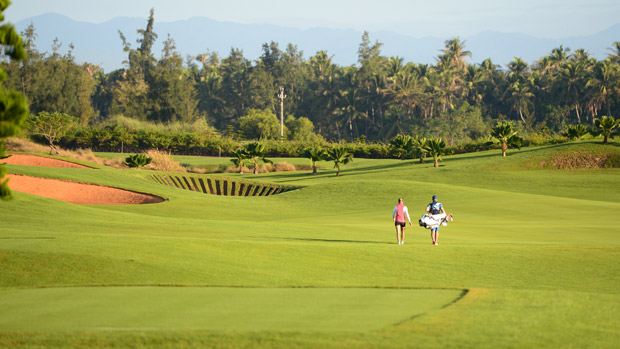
[432,195,438,200]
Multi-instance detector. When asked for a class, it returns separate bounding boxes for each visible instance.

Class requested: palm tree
[230,147,249,173]
[326,147,353,176]
[243,142,272,174]
[506,81,535,123]
[507,57,529,83]
[563,124,589,140]
[608,41,620,63]
[411,136,428,164]
[389,134,413,160]
[490,122,522,157]
[559,61,586,123]
[302,146,326,175]
[424,138,447,167]
[586,60,620,116]
[387,56,404,78]
[389,70,423,115]
[441,37,471,73]
[593,116,620,144]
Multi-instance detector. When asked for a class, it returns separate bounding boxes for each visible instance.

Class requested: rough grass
[144,149,186,172]
[5,137,104,165]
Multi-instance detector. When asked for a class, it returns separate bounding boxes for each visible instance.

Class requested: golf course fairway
[1,141,619,347]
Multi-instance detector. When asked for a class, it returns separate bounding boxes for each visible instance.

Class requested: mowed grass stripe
[0,287,464,332]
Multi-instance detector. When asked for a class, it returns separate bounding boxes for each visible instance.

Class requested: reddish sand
[4,154,92,168]
[7,174,164,205]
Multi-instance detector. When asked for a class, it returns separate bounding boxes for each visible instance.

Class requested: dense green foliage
[124,153,151,168]
[0,0,28,199]
[1,10,619,149]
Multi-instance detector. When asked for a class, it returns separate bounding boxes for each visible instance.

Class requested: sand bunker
[4,154,92,168]
[7,174,164,205]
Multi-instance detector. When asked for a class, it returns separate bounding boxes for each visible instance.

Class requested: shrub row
[33,124,572,159]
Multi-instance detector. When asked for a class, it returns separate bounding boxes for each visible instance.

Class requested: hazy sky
[6,0,620,38]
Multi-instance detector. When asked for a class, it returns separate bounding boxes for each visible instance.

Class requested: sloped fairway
[1,142,619,347]
[0,287,463,332]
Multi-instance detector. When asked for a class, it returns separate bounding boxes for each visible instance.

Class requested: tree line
[2,9,620,148]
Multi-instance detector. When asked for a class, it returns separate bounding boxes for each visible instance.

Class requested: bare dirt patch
[4,154,93,169]
[7,174,164,205]
[541,152,620,169]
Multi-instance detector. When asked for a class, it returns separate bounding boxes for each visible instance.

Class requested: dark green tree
[124,153,152,168]
[389,134,413,160]
[0,0,28,199]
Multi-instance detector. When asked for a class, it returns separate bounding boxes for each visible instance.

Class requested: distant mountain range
[13,13,620,73]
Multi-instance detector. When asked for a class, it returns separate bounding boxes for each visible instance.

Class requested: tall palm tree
[441,37,471,73]
[424,138,447,167]
[586,59,620,116]
[490,122,522,157]
[243,142,272,174]
[338,68,366,140]
[507,57,529,83]
[389,70,423,115]
[559,61,586,123]
[506,81,535,123]
[302,146,326,175]
[326,147,353,176]
[593,116,620,144]
[387,56,404,78]
[548,45,570,72]
[608,41,620,63]
[463,64,485,106]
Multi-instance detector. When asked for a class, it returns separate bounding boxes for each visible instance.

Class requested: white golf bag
[418,213,453,229]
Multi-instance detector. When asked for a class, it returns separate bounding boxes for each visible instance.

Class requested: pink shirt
[393,203,411,223]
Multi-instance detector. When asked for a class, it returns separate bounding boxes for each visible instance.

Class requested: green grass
[1,141,619,347]
[0,287,463,332]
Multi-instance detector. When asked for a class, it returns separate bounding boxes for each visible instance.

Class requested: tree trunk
[502,143,508,157]
[253,159,259,174]
[312,163,317,175]
[575,104,581,124]
[434,158,439,167]
[335,121,341,142]
[519,109,526,123]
